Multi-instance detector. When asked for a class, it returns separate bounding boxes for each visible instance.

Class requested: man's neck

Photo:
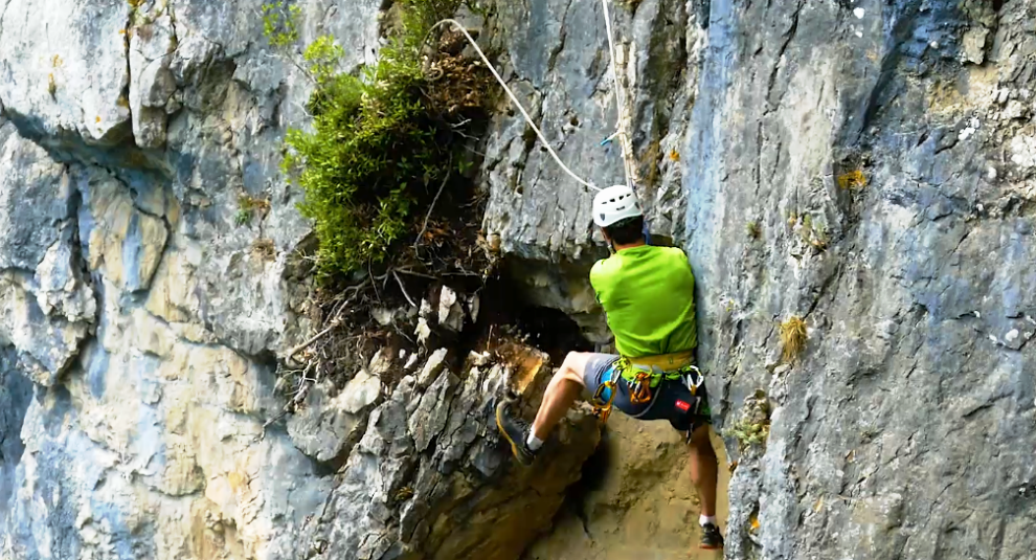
[613,239,647,251]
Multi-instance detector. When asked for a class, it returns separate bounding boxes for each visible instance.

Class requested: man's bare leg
[689,424,718,515]
[495,351,592,466]
[689,424,723,548]
[530,351,591,440]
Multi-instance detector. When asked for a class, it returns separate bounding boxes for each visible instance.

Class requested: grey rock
[0,0,132,141]
[408,370,457,453]
[306,349,600,560]
[417,348,449,390]
[437,286,465,332]
[0,123,75,272]
[287,373,382,463]
[0,124,94,386]
[0,1,384,557]
[962,27,990,65]
[683,1,1036,559]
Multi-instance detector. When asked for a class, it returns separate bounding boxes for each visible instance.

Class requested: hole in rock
[455,269,595,368]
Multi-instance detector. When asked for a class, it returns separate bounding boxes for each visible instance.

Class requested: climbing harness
[430,0,642,198]
[588,351,707,424]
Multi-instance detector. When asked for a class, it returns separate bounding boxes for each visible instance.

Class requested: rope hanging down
[599,0,638,191]
[427,19,601,192]
[429,3,639,194]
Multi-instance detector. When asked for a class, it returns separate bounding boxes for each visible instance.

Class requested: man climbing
[495,185,724,550]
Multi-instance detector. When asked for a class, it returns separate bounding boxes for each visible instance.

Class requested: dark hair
[603,216,645,246]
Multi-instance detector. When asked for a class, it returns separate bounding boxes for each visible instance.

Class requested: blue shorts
[582,353,712,433]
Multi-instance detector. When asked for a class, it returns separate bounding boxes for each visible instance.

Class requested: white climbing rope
[599,0,638,190]
[428,19,602,192]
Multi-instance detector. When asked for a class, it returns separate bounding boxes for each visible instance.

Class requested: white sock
[526,432,543,451]
[700,515,717,528]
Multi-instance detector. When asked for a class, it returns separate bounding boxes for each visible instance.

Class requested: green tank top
[589,245,697,358]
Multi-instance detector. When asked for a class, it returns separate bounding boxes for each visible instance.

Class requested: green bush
[267,0,475,280]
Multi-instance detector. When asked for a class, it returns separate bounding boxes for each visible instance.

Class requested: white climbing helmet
[592,184,643,228]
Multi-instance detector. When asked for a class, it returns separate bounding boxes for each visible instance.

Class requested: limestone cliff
[2,0,1035,559]
[0,1,598,558]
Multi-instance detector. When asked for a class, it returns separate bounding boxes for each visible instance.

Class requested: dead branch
[393,270,418,309]
[286,280,369,363]
[396,268,437,280]
[414,163,452,250]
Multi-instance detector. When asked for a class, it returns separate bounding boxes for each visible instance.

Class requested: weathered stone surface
[683,1,1036,559]
[79,166,169,293]
[0,1,385,558]
[3,0,1032,558]
[523,415,732,559]
[0,123,75,271]
[287,372,382,463]
[0,123,94,386]
[0,0,132,142]
[416,347,449,389]
[408,369,456,453]
[306,346,601,560]
[128,9,178,148]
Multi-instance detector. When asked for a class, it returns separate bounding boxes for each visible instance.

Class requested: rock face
[0,0,382,555]
[523,415,732,560]
[2,0,1035,559]
[683,2,1036,559]
[479,0,698,341]
[477,0,1036,558]
[304,344,600,560]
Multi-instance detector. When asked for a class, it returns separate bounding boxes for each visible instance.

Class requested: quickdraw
[629,370,655,404]
[590,368,621,423]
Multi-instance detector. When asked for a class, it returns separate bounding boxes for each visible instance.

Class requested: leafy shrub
[267,0,480,280]
[262,2,301,48]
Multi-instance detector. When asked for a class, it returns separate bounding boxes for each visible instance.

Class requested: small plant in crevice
[726,389,771,452]
[252,238,277,261]
[236,194,271,227]
[779,315,808,363]
[746,221,761,240]
[620,0,644,12]
[796,213,829,252]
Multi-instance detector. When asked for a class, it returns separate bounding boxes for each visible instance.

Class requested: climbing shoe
[495,400,537,467]
[700,523,725,550]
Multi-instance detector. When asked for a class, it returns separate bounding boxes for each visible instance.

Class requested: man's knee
[558,352,591,385]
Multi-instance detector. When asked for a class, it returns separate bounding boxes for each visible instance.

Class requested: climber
[495,184,724,550]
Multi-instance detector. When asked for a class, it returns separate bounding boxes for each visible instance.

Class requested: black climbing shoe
[495,400,537,467]
[700,523,724,550]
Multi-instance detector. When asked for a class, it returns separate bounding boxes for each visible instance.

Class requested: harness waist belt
[625,350,695,371]
[618,350,697,387]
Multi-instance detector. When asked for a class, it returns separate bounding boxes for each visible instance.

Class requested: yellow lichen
[780,315,808,362]
[837,169,867,189]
